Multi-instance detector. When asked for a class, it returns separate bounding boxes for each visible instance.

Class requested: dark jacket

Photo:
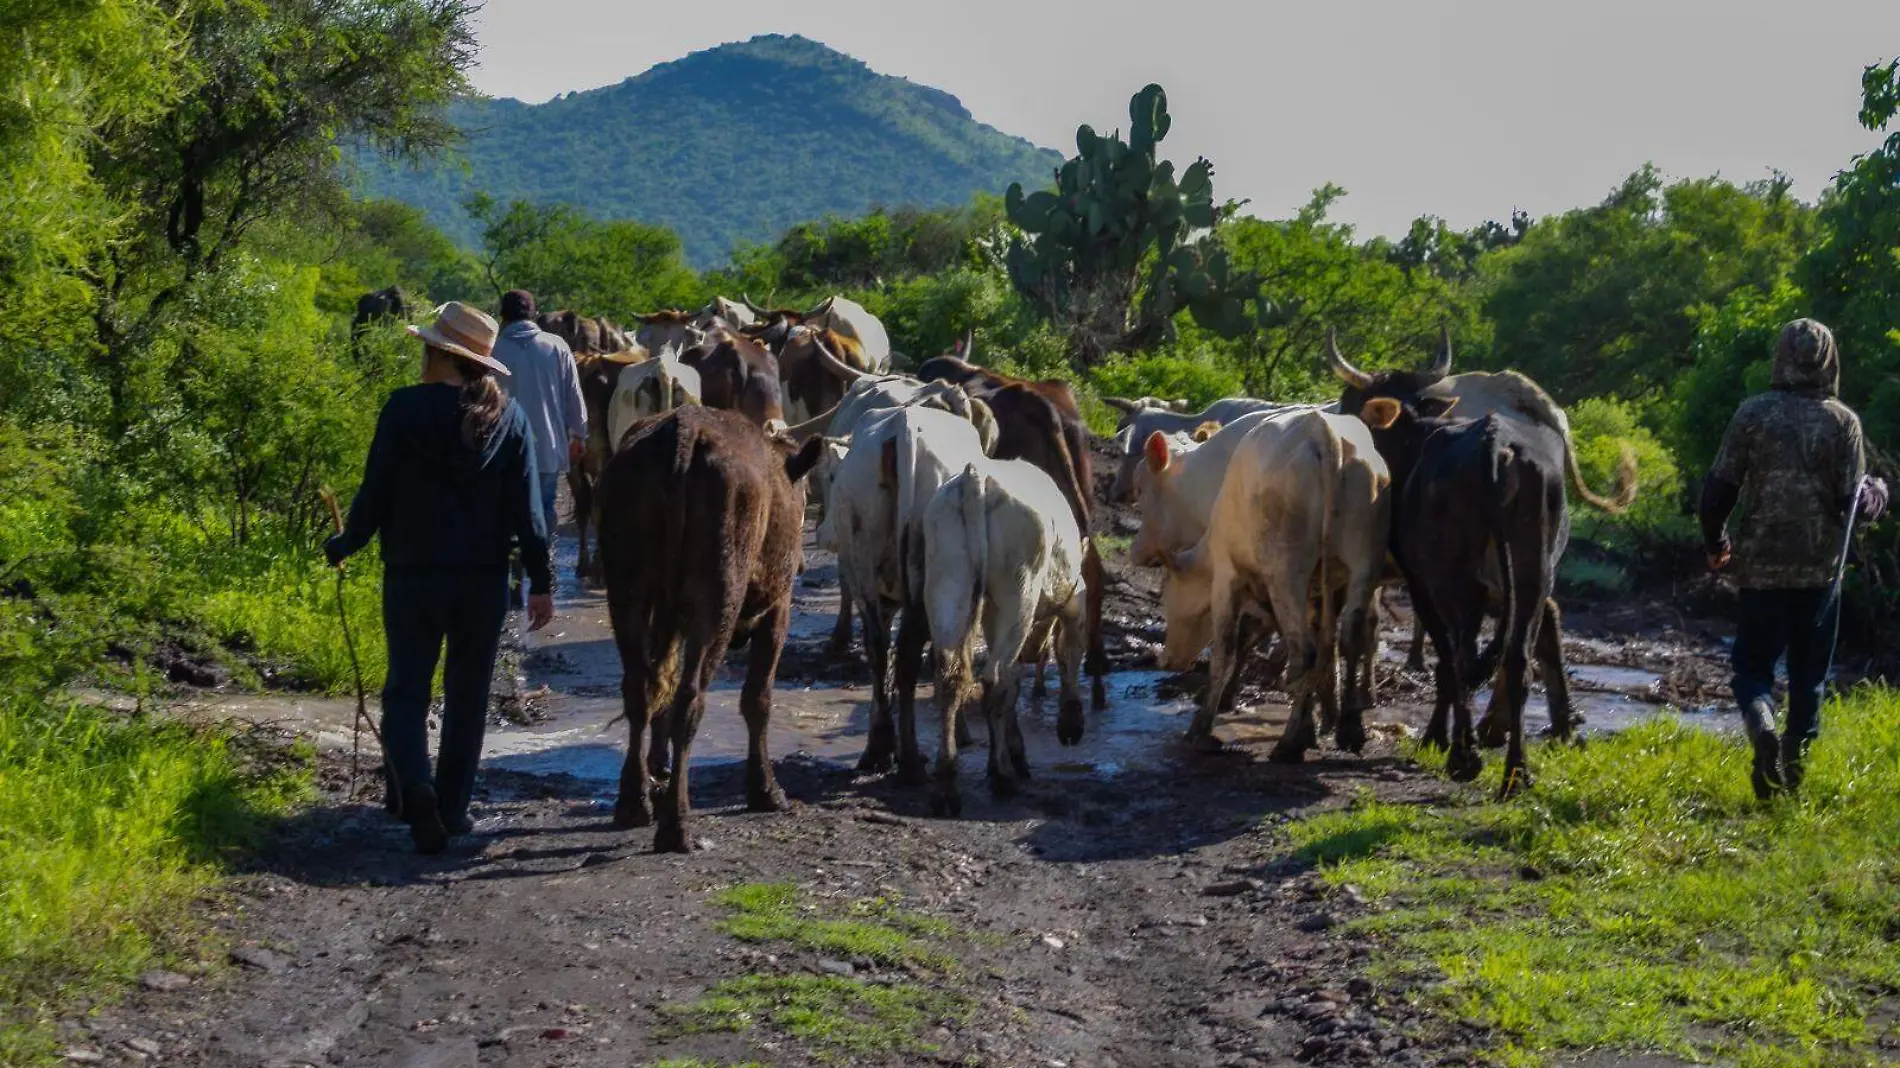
[330,383,553,594]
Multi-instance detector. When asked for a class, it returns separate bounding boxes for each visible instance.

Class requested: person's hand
[323,534,348,569]
[1859,475,1889,523]
[567,438,585,465]
[1707,536,1731,573]
[528,593,554,631]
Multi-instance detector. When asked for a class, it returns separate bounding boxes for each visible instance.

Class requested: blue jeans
[538,470,560,543]
[381,566,510,824]
[1732,586,1840,762]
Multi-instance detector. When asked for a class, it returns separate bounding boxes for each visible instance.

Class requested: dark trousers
[1732,586,1840,761]
[381,566,510,822]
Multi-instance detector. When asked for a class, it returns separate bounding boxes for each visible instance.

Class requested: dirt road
[64,492,1735,1068]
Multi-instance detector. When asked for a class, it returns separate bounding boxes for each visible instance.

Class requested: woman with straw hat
[326,301,555,854]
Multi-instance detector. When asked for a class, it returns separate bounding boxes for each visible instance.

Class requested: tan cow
[1158,410,1392,761]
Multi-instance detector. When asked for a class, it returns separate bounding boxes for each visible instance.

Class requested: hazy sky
[470,0,1898,238]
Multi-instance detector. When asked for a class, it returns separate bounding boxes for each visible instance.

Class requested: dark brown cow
[537,310,628,355]
[915,338,1108,709]
[596,406,824,852]
[567,350,648,582]
[351,286,413,354]
[683,332,785,429]
[775,328,870,425]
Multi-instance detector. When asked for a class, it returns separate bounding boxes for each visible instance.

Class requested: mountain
[354,34,1064,268]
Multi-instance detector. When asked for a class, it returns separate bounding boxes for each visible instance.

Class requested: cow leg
[982,603,1031,796]
[741,605,790,814]
[825,577,855,660]
[930,640,975,818]
[857,600,897,774]
[1267,570,1324,765]
[1054,608,1087,746]
[568,470,592,580]
[1189,576,1246,748]
[892,605,931,786]
[1084,542,1108,710]
[611,603,657,830]
[1440,603,1486,784]
[1405,613,1429,672]
[654,632,721,854]
[1535,598,1577,741]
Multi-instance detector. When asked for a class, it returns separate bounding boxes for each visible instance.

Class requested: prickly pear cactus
[1004,83,1271,369]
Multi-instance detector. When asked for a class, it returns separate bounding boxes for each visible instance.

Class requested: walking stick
[320,488,393,807]
[1820,484,1864,626]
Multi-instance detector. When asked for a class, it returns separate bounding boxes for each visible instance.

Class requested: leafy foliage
[355,34,1061,267]
[1004,84,1271,370]
[467,195,702,320]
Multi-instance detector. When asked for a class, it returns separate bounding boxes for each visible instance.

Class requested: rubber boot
[403,782,449,855]
[1780,735,1808,795]
[1741,696,1783,801]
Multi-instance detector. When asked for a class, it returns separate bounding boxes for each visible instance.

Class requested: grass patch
[0,699,310,1061]
[713,883,956,970]
[1286,686,1900,1065]
[665,974,969,1060]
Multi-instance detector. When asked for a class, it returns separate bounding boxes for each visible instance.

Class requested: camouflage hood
[1771,318,1839,398]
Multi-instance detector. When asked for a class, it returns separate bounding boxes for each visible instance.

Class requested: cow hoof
[1335,719,1368,756]
[1057,699,1085,746]
[955,719,976,749]
[988,774,1019,800]
[1009,751,1032,780]
[1186,731,1226,755]
[1497,766,1531,800]
[930,790,962,818]
[824,636,852,661]
[748,785,789,813]
[1419,730,1449,752]
[651,824,693,855]
[612,800,653,829]
[1268,740,1307,765]
[857,742,896,775]
[896,756,930,787]
[1447,748,1483,783]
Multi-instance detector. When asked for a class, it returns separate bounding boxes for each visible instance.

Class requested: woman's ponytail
[457,357,507,447]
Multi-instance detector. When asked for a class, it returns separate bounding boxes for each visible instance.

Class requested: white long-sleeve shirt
[491,320,586,475]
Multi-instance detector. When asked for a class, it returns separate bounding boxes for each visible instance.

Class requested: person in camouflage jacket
[1700,318,1888,798]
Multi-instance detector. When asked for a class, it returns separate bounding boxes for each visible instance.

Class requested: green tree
[467,195,703,321]
[1003,84,1271,371]
[1479,166,1814,405]
[1799,59,1900,452]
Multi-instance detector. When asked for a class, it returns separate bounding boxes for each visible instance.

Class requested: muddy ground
[59,443,1742,1068]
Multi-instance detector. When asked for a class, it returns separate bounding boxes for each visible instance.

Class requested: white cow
[1106,397,1307,503]
[1158,410,1392,761]
[826,406,988,781]
[1127,409,1290,568]
[606,346,701,450]
[922,458,1088,815]
[805,295,891,373]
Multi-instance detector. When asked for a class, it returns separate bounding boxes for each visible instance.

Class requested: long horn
[742,293,769,316]
[781,401,843,440]
[1325,327,1375,390]
[1103,396,1138,413]
[811,333,870,383]
[960,328,976,362]
[1425,321,1453,381]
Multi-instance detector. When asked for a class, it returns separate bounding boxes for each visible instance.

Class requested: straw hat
[407,302,509,376]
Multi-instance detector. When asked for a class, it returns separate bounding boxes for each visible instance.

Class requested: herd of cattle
[459,293,1636,853]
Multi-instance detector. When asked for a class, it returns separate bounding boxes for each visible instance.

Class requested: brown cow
[915,336,1108,709]
[537,310,628,355]
[683,331,785,429]
[596,406,825,852]
[775,327,872,426]
[567,349,649,582]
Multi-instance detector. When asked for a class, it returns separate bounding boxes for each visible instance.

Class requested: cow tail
[1045,410,1091,538]
[1478,419,1518,690]
[1563,430,1637,514]
[963,465,988,632]
[1314,423,1340,684]
[895,417,923,604]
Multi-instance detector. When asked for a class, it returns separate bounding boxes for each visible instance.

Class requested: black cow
[351,286,414,354]
[1351,390,1576,798]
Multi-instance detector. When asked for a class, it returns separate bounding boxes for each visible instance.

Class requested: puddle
[108,518,1738,790]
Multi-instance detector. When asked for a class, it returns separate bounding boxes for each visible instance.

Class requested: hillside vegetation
[355,34,1062,266]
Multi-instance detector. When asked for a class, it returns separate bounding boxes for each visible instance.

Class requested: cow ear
[1143,430,1173,474]
[785,435,826,484]
[1417,396,1459,419]
[1358,397,1403,430]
